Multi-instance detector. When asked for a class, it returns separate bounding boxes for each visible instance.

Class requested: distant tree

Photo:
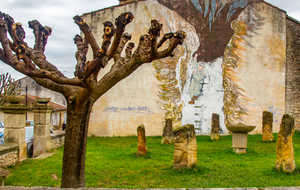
[0,11,185,188]
[0,73,20,106]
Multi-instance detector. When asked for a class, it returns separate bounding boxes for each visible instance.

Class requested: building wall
[230,2,286,134]
[51,111,66,130]
[84,0,198,136]
[17,77,67,106]
[84,0,288,136]
[286,17,300,129]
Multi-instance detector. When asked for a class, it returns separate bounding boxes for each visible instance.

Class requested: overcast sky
[1,0,299,80]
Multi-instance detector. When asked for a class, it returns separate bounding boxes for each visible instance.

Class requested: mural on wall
[223,7,264,126]
[153,0,264,134]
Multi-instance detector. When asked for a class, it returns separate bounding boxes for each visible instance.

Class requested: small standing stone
[137,124,147,156]
[262,111,274,141]
[173,124,197,170]
[161,118,174,144]
[275,114,295,173]
[211,113,220,141]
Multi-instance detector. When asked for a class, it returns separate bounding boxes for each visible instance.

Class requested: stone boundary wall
[0,187,299,190]
[0,132,65,169]
[286,17,300,130]
[0,144,18,168]
[50,131,65,150]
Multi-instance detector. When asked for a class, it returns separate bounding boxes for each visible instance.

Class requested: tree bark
[61,98,93,188]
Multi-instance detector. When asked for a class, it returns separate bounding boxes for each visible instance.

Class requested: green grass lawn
[4,132,300,188]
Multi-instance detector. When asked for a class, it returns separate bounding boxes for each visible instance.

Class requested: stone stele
[275,114,295,173]
[161,118,174,144]
[211,113,220,141]
[262,111,274,141]
[137,124,147,156]
[173,124,197,170]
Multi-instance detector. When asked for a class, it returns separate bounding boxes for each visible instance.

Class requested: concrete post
[1,95,29,161]
[32,98,53,157]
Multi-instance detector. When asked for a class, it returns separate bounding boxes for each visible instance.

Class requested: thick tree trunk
[61,99,93,188]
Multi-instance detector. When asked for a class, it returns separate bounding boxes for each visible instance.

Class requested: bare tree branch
[125,42,135,60]
[92,22,186,101]
[73,15,99,58]
[0,48,9,64]
[114,32,132,61]
[28,20,52,52]
[146,19,162,59]
[33,77,72,96]
[107,12,134,60]
[0,14,83,89]
[157,33,173,49]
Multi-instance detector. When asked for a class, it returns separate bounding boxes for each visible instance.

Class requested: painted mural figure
[154,0,264,134]
[188,63,208,104]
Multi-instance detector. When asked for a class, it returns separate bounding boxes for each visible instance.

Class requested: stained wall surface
[286,17,300,130]
[82,0,288,136]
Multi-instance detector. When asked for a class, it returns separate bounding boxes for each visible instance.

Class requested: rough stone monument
[173,124,197,170]
[211,113,220,141]
[161,118,174,144]
[137,124,147,156]
[262,111,274,141]
[1,95,29,161]
[275,114,295,173]
[32,98,53,157]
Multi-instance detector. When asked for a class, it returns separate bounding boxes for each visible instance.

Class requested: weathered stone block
[4,128,25,144]
[33,110,52,125]
[275,114,295,173]
[32,105,53,157]
[137,124,147,156]
[232,133,247,154]
[33,137,46,157]
[161,119,174,144]
[4,114,26,129]
[211,113,220,141]
[19,141,27,161]
[173,124,197,170]
[262,111,274,141]
[34,124,50,136]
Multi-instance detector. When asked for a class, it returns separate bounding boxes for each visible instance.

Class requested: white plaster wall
[234,2,286,134]
[181,57,227,135]
[84,0,287,137]
[84,0,198,136]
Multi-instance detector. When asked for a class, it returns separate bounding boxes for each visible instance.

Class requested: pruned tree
[0,11,185,188]
[0,72,20,106]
